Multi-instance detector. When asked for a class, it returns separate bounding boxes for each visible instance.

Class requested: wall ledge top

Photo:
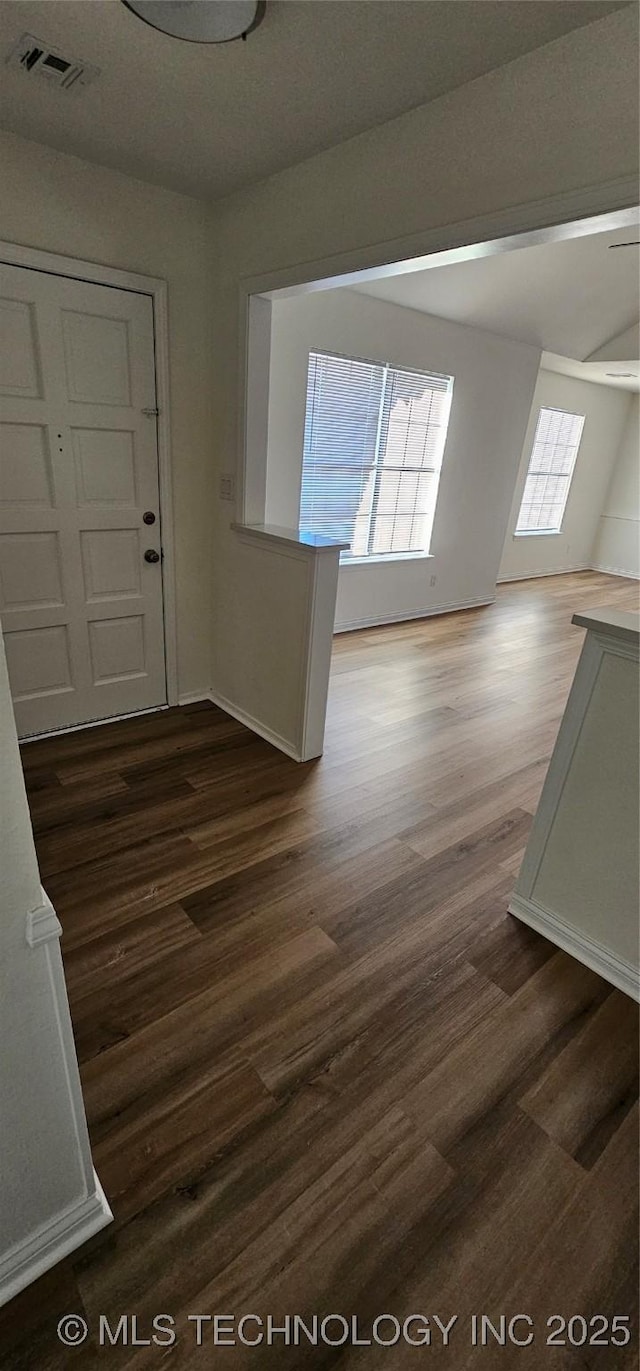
[232,522,349,554]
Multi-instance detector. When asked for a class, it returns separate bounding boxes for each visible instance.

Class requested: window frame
[299,348,454,563]
[514,404,585,538]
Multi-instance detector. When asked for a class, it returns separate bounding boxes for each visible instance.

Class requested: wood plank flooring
[2,571,639,1370]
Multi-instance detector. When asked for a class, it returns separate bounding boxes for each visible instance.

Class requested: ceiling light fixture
[122,0,265,43]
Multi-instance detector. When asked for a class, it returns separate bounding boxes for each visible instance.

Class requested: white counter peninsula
[509,607,640,1002]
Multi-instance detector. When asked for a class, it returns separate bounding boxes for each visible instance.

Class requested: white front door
[0,263,167,737]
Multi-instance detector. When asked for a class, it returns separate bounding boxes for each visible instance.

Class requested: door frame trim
[0,238,178,707]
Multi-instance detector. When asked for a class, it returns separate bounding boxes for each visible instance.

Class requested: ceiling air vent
[5,33,100,90]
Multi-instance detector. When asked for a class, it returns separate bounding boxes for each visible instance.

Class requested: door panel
[61,309,133,406]
[0,423,53,505]
[88,615,146,684]
[72,428,137,506]
[0,263,167,736]
[0,531,64,609]
[0,298,42,397]
[81,529,141,600]
[4,624,73,701]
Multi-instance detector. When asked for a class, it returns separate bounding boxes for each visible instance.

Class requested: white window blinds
[516,406,585,534]
[300,351,453,560]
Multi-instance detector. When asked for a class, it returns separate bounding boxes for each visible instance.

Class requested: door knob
[143,511,156,525]
[144,548,160,564]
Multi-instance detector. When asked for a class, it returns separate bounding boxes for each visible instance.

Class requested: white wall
[267,289,540,630]
[0,630,110,1303]
[209,7,638,722]
[592,396,640,578]
[0,130,215,698]
[499,370,633,581]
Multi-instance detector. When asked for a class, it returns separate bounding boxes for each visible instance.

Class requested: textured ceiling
[0,0,629,199]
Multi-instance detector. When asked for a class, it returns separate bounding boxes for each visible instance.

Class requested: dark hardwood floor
[3,571,639,1369]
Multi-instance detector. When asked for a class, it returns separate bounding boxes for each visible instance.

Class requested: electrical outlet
[219,474,235,502]
[430,574,437,587]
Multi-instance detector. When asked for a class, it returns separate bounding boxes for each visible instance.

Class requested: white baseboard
[334,595,494,634]
[26,887,62,948]
[207,689,302,762]
[589,561,640,581]
[177,690,214,707]
[509,892,640,1002]
[178,689,303,762]
[497,564,588,584]
[0,1172,112,1309]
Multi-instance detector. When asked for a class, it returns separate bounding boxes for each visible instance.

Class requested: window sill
[513,530,562,539]
[341,552,434,567]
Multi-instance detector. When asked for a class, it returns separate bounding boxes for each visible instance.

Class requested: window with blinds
[300,351,454,560]
[516,406,585,535]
